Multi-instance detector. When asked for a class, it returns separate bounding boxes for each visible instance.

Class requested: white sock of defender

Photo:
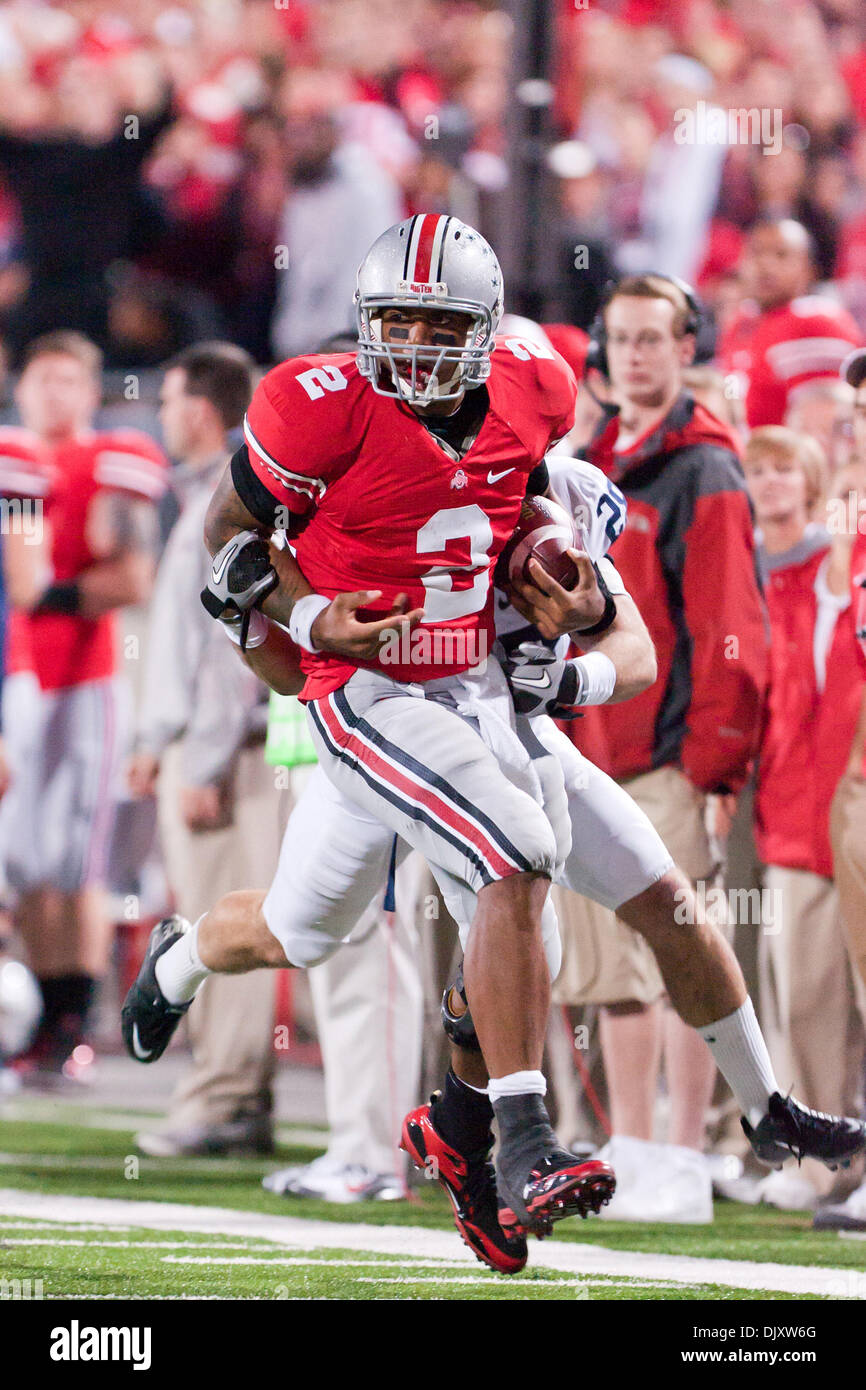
[154,916,211,1006]
[460,1078,490,1096]
[488,1070,547,1103]
[697,997,779,1127]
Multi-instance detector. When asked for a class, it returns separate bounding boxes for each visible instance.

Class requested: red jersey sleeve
[768,300,862,401]
[93,430,169,502]
[0,427,52,500]
[535,348,578,449]
[242,355,358,520]
[540,323,589,383]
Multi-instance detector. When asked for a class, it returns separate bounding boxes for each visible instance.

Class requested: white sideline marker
[0,1187,855,1298]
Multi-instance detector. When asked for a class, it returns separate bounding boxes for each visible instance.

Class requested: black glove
[501,641,583,719]
[201,530,278,649]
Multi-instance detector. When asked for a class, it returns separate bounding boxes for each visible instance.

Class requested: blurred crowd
[0,0,865,1225]
[0,1,862,365]
[0,0,512,367]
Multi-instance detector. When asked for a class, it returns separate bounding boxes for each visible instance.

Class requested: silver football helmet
[355,214,504,405]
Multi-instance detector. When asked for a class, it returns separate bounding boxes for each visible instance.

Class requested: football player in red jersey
[124,215,620,1251]
[0,332,167,1079]
[718,217,861,428]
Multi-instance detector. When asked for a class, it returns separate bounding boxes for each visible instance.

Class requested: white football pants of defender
[428,718,674,934]
[521,716,674,909]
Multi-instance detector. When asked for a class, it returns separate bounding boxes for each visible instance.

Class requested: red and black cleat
[497,1153,617,1240]
[401,1099,528,1275]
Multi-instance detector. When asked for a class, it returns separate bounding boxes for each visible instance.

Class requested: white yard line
[0,1221,134,1231]
[355,1275,588,1287]
[162,1256,496,1268]
[2,1239,281,1250]
[47,1294,232,1301]
[0,1188,857,1298]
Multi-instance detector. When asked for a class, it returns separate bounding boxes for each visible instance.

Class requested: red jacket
[755,531,866,879]
[572,392,768,794]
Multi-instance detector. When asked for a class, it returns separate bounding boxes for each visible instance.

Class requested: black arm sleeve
[230,445,284,530]
[230,445,312,539]
[526,461,549,496]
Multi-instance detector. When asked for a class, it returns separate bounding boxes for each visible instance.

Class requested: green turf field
[1,1100,863,1300]
[0,1216,818,1301]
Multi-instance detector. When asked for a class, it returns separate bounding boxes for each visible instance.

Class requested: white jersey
[494,454,628,656]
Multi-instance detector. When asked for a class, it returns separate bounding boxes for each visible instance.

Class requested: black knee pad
[441,961,481,1053]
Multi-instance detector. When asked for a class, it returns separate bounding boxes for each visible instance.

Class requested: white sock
[457,1076,490,1096]
[488,1070,547,1103]
[697,997,779,1127]
[154,917,211,1005]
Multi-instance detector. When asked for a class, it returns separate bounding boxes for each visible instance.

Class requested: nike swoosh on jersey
[211,538,239,585]
[131,1023,153,1061]
[487,467,516,483]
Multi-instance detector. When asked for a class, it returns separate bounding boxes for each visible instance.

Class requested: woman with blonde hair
[742,425,866,1210]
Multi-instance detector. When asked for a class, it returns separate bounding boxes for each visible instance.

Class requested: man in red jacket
[743,427,866,1210]
[718,217,861,429]
[554,274,769,1214]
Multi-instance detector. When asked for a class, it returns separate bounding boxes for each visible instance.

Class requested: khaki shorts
[552,764,716,1006]
[830,773,866,1001]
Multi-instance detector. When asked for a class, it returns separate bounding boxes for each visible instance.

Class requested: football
[495,495,580,591]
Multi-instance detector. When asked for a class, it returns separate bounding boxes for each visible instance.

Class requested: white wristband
[222,609,268,649]
[289,593,330,653]
[572,651,617,706]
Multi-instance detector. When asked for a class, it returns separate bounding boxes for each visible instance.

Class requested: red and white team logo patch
[450,469,468,489]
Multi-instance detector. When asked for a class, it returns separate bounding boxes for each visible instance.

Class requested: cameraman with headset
[551,275,768,1218]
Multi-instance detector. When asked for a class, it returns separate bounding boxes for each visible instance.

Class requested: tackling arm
[574,589,657,703]
[503,586,656,717]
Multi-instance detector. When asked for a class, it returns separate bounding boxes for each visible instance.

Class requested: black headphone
[584,273,703,379]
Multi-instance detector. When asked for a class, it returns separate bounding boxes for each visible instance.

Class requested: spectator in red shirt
[718,218,861,428]
[742,426,865,1210]
[814,345,866,1233]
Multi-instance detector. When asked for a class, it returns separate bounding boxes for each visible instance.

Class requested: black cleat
[493,1091,615,1239]
[742,1092,866,1171]
[121,917,192,1064]
[496,1149,616,1239]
